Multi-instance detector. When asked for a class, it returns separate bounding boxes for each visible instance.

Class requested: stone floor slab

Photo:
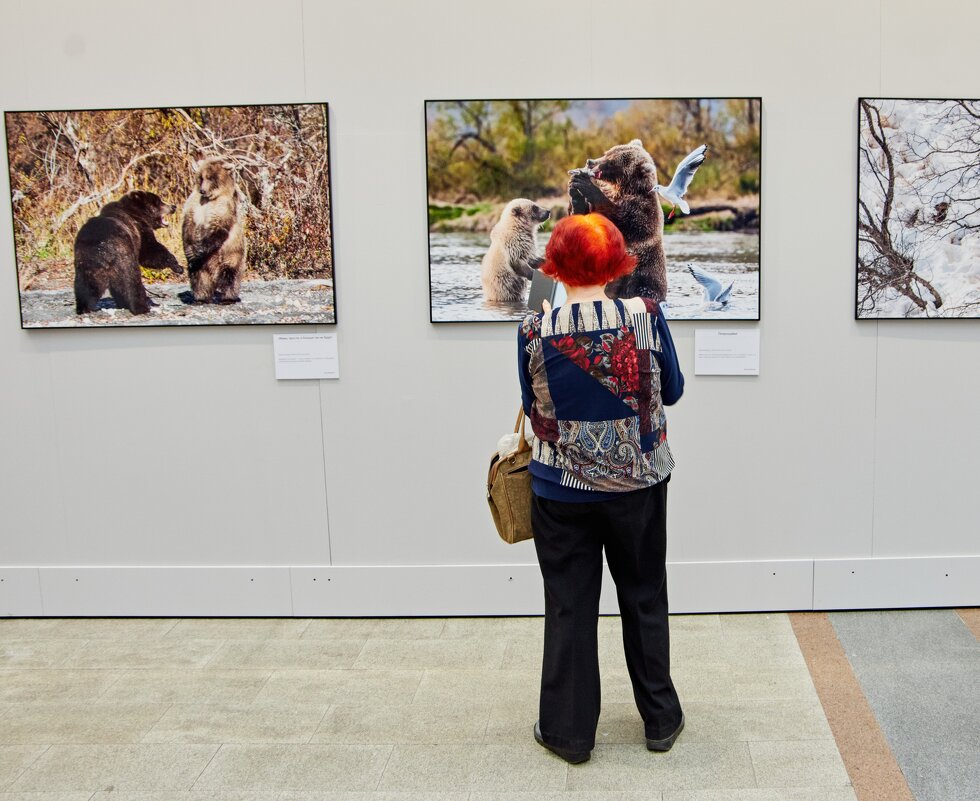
[193,744,392,791]
[165,619,312,640]
[279,793,469,801]
[17,619,178,640]
[206,640,366,670]
[354,639,508,670]
[662,790,858,801]
[100,669,271,704]
[89,792,279,801]
[255,669,422,706]
[565,742,756,791]
[313,702,491,744]
[142,701,328,744]
[749,740,851,788]
[412,669,540,706]
[8,744,219,792]
[377,743,566,791]
[0,670,120,703]
[1,702,170,744]
[0,745,50,789]
[303,619,447,640]
[831,609,980,801]
[0,641,87,669]
[63,641,223,670]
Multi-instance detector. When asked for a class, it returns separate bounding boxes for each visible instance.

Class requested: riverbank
[19,278,335,327]
[429,196,760,235]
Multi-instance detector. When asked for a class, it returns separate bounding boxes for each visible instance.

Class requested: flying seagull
[688,264,734,308]
[654,144,708,220]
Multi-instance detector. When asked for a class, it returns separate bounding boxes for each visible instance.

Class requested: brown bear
[481,199,551,303]
[567,139,667,302]
[73,190,183,315]
[182,158,246,303]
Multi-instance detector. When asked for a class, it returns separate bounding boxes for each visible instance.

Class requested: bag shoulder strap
[515,407,531,454]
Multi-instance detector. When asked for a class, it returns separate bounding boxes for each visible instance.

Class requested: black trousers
[532,479,682,751]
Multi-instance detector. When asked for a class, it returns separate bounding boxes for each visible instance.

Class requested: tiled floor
[1,613,857,799]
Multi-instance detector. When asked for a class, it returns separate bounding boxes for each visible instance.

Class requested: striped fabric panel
[622,297,660,352]
[649,443,675,479]
[632,313,653,349]
[524,337,541,356]
[560,471,594,491]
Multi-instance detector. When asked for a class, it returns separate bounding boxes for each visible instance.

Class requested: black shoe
[646,714,685,752]
[533,721,591,764]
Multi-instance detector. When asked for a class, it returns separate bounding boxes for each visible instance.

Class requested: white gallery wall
[1,0,977,616]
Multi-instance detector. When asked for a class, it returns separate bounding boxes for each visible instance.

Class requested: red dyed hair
[540,213,636,287]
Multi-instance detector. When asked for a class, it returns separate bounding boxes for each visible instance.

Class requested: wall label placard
[273,334,339,380]
[694,329,760,376]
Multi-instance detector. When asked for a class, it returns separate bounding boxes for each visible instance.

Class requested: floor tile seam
[372,742,397,792]
[1,742,51,792]
[408,668,427,704]
[250,669,278,704]
[789,612,915,801]
[91,668,125,701]
[306,702,334,744]
[348,635,372,669]
[135,699,176,744]
[160,619,182,637]
[186,741,224,790]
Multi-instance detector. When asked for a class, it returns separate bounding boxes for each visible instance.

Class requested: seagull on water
[654,144,708,220]
[688,264,734,309]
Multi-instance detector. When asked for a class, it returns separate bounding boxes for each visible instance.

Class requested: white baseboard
[812,555,980,609]
[2,557,977,617]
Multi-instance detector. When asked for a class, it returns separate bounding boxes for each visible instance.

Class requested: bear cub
[568,139,667,302]
[73,190,183,315]
[481,198,550,303]
[182,158,246,304]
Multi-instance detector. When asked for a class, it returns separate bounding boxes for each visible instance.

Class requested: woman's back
[518,296,683,501]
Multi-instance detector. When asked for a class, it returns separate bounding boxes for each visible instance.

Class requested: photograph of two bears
[426,98,761,323]
[5,103,334,328]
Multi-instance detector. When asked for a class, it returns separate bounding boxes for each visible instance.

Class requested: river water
[429,230,759,322]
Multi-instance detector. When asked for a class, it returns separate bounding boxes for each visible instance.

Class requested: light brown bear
[568,139,667,302]
[182,158,246,303]
[481,199,550,303]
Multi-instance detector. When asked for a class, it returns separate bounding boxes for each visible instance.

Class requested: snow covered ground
[858,99,980,318]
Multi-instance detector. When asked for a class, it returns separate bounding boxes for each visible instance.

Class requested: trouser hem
[538,724,594,752]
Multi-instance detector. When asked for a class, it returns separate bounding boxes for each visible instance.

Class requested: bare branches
[853,99,980,315]
[7,104,332,286]
[54,150,164,231]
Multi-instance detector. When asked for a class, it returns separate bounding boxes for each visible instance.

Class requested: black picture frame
[424,97,762,324]
[853,96,980,323]
[4,101,336,329]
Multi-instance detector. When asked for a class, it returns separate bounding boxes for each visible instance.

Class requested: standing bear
[567,139,667,302]
[182,158,246,304]
[481,198,551,303]
[73,190,184,315]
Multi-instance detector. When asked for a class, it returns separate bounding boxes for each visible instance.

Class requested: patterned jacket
[518,297,683,502]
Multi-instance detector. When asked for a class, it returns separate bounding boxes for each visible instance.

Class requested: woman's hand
[542,299,552,314]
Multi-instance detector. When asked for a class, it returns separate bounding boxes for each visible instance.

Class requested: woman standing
[518,213,685,765]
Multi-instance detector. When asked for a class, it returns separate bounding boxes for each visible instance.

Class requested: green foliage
[428,202,492,226]
[739,171,760,194]
[426,99,762,209]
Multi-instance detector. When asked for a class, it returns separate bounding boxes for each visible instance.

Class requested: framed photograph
[5,102,335,328]
[857,98,980,319]
[425,98,761,323]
